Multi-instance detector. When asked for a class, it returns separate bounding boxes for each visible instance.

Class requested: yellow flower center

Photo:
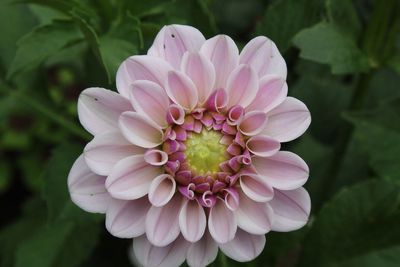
[185,130,228,175]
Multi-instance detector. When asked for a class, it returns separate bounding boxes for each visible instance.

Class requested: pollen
[184,129,228,175]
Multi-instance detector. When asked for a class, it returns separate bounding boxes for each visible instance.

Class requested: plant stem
[218,252,228,267]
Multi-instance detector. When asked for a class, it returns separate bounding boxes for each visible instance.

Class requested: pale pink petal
[181,51,215,104]
[240,36,287,79]
[130,80,170,128]
[270,187,311,232]
[84,131,145,176]
[252,151,309,190]
[166,104,185,125]
[238,111,267,136]
[119,111,163,148]
[165,70,198,111]
[148,25,206,69]
[105,198,150,238]
[246,75,287,113]
[246,135,280,157]
[144,149,168,166]
[106,155,162,200]
[68,155,110,213]
[179,199,206,242]
[239,173,274,202]
[219,229,265,262]
[116,55,172,98]
[235,190,273,235]
[78,87,132,135]
[262,97,311,142]
[148,174,176,207]
[200,35,239,89]
[132,235,188,267]
[146,194,183,246]
[226,64,258,108]
[205,88,228,113]
[186,232,218,267]
[208,198,237,244]
[223,187,240,211]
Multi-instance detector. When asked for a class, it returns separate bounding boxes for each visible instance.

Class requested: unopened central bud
[185,130,227,175]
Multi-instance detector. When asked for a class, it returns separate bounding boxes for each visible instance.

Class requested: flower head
[68,24,311,267]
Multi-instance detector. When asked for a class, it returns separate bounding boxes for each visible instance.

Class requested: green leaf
[293,22,370,74]
[256,0,323,52]
[299,180,400,267]
[7,20,83,79]
[326,0,361,38]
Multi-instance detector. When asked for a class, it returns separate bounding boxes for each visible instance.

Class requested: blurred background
[0,0,399,266]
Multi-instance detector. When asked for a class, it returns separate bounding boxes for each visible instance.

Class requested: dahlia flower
[68,24,311,267]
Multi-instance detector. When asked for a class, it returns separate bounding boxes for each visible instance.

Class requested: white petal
[179,199,206,242]
[186,232,218,267]
[148,174,176,207]
[208,198,237,244]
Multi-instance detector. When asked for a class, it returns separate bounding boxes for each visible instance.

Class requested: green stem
[218,252,228,267]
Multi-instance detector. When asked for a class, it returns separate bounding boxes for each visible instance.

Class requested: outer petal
[186,232,218,267]
[146,194,183,247]
[106,155,162,200]
[105,198,150,238]
[252,151,309,190]
[246,135,280,157]
[130,80,170,128]
[246,75,287,113]
[219,229,266,262]
[262,97,311,142]
[239,173,274,202]
[68,155,110,213]
[179,199,206,242]
[132,235,188,267]
[208,198,237,244]
[116,55,172,98]
[269,187,311,232]
[226,64,258,108]
[148,24,206,69]
[181,51,215,104]
[235,190,273,235]
[78,87,132,135]
[84,131,145,176]
[240,36,287,79]
[165,70,198,111]
[119,111,163,148]
[238,111,267,136]
[148,174,176,207]
[200,35,239,89]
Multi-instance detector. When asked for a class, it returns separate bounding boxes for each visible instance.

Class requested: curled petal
[148,174,176,207]
[226,64,258,108]
[227,105,244,125]
[205,89,228,113]
[239,173,274,202]
[179,199,207,242]
[166,70,198,111]
[132,235,188,267]
[144,149,168,166]
[106,155,161,200]
[246,75,287,113]
[252,151,309,190]
[68,155,110,213]
[84,131,145,176]
[269,187,311,232]
[262,97,311,142]
[198,191,217,208]
[116,55,172,98]
[235,190,273,235]
[130,80,170,128]
[186,232,218,267]
[246,135,280,157]
[200,35,239,89]
[181,51,215,104]
[106,198,150,238]
[146,194,183,246]
[223,187,240,211]
[78,87,132,135]
[208,198,237,244]
[178,183,196,200]
[166,104,185,125]
[219,229,266,262]
[238,111,267,136]
[148,24,206,69]
[240,36,287,79]
[119,111,163,148]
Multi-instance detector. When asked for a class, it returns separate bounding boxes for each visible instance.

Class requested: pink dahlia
[68,24,311,267]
